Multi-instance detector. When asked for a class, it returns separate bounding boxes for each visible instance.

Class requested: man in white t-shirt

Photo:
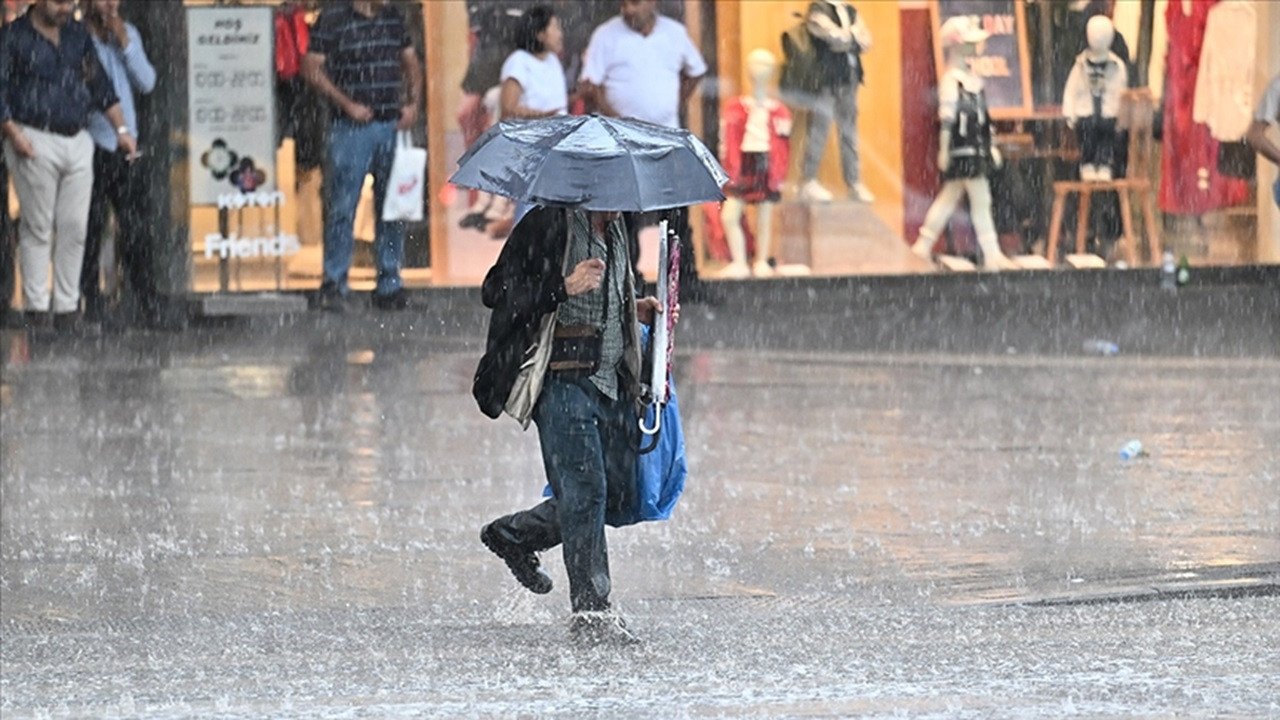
[580,0,711,298]
[580,0,706,129]
[1246,72,1280,208]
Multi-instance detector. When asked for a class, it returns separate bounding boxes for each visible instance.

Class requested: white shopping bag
[381,130,426,222]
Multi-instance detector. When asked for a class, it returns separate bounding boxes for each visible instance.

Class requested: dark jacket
[472,206,571,418]
[807,1,864,88]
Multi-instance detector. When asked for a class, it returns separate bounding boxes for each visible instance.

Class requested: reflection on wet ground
[1,290,1277,717]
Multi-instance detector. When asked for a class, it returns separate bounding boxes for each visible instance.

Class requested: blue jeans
[1273,178,1280,209]
[323,119,404,296]
[488,375,637,612]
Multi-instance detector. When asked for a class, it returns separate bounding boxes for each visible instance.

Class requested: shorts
[728,152,781,203]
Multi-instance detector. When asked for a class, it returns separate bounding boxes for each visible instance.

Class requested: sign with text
[187,6,276,205]
[930,0,1033,118]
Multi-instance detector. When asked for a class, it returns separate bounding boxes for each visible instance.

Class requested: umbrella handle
[638,402,662,436]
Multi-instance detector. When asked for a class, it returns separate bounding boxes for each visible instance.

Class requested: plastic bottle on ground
[1119,440,1144,460]
[1160,251,1177,292]
[1082,339,1120,356]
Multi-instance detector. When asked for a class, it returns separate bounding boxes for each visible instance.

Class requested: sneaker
[569,610,641,647]
[371,289,411,311]
[480,523,552,594]
[718,262,750,280]
[751,260,774,278]
[850,183,876,203]
[317,285,347,314]
[799,179,833,204]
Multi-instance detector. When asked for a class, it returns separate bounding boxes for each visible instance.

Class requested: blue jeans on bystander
[323,118,404,297]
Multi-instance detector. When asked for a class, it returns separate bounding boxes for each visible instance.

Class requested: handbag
[381,130,426,222]
[547,227,612,379]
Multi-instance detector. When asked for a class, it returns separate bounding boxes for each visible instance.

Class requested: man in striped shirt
[303,0,421,312]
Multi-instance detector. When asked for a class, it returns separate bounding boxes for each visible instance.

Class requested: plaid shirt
[558,211,630,400]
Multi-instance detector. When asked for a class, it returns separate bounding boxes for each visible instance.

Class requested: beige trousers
[4,126,95,313]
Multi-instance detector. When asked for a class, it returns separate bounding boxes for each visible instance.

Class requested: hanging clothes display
[1192,0,1256,143]
[1159,0,1248,215]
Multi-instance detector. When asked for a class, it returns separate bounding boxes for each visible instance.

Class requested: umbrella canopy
[450,114,728,212]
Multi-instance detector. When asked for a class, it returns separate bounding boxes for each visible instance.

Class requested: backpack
[778,21,820,95]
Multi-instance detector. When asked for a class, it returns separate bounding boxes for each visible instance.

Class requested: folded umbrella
[450,114,728,212]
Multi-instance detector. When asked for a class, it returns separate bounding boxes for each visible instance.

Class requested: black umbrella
[450,114,728,211]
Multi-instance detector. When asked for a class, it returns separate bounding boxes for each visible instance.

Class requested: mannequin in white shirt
[1062,16,1127,181]
[720,50,790,279]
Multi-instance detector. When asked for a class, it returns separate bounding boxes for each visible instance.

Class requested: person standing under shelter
[79,0,156,329]
[303,0,421,313]
[1246,72,1280,210]
[0,0,136,335]
[499,4,568,225]
[579,0,708,297]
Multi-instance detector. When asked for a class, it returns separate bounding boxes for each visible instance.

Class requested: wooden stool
[1047,178,1161,265]
[1045,90,1163,266]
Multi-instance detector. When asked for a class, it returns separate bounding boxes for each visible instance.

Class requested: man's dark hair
[514,5,555,55]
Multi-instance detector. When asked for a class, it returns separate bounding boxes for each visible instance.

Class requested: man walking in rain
[474,205,663,646]
[0,0,136,335]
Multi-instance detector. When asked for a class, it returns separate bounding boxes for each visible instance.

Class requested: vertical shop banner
[930,0,1033,118]
[187,6,276,205]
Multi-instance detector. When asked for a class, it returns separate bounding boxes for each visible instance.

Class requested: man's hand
[118,132,138,160]
[345,101,374,124]
[8,130,36,159]
[635,296,663,325]
[991,145,1003,170]
[397,104,417,130]
[564,258,605,296]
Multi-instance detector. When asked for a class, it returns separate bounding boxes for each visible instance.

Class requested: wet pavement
[2,271,1278,718]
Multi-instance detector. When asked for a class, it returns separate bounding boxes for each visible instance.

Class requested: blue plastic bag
[542,327,687,524]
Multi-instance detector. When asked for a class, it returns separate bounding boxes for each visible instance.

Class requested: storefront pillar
[130,0,192,309]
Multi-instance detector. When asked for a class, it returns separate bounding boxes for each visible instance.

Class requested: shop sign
[931,0,1034,118]
[204,233,301,260]
[187,6,276,205]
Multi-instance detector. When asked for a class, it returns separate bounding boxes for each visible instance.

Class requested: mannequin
[1063,16,1127,181]
[720,49,792,278]
[910,16,1016,271]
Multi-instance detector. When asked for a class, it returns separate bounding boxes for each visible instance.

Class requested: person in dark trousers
[0,0,136,336]
[79,0,156,328]
[579,0,711,300]
[473,205,664,646]
[302,0,421,313]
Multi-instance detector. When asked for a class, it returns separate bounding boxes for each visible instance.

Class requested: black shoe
[317,285,347,314]
[22,310,52,338]
[53,312,100,338]
[371,289,412,311]
[481,523,553,594]
[569,611,641,647]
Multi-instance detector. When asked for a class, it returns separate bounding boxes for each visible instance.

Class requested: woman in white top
[499,5,567,120]
[461,5,567,234]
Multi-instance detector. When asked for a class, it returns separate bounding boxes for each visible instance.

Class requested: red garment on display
[274,4,309,80]
[1159,0,1248,215]
[721,97,791,200]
